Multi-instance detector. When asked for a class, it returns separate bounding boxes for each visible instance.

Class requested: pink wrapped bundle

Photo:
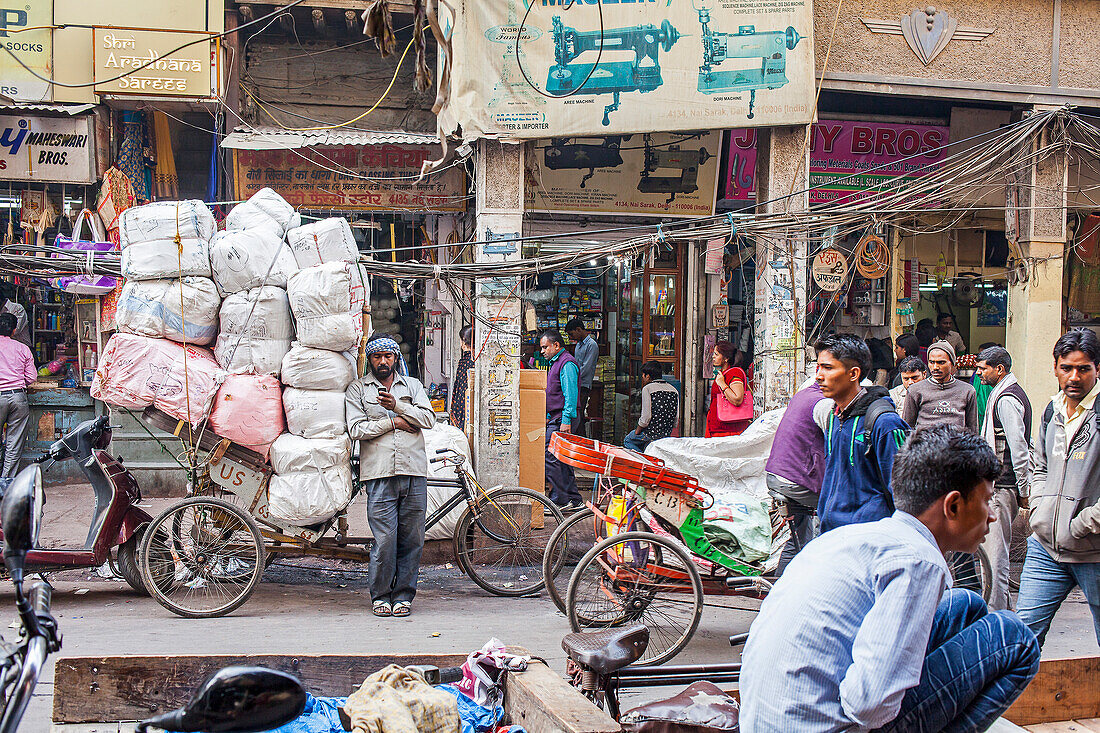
[208,374,286,458]
[91,333,222,424]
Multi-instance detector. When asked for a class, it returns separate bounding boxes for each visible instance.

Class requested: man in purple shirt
[0,313,37,478]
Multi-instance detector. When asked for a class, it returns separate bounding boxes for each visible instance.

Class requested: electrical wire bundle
[0,244,121,280]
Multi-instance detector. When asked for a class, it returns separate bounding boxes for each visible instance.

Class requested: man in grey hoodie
[1018,329,1100,647]
[902,340,978,433]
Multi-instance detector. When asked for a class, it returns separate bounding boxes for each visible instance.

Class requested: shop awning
[220,125,439,150]
[0,103,96,115]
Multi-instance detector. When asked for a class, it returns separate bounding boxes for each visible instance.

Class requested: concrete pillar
[471,141,524,487]
[1005,109,1067,412]
[753,125,811,409]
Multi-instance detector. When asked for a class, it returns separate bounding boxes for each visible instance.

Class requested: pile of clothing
[91,189,370,526]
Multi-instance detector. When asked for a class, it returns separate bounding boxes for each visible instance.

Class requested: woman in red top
[706,341,752,437]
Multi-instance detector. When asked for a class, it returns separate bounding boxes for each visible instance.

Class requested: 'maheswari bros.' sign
[92,28,214,97]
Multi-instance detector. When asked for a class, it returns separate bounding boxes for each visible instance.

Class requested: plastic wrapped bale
[225,187,301,238]
[268,434,353,526]
[116,277,220,345]
[280,343,357,391]
[209,229,299,296]
[119,200,215,280]
[282,387,347,438]
[286,262,367,352]
[208,374,285,457]
[91,333,223,424]
[215,287,294,376]
[286,217,358,268]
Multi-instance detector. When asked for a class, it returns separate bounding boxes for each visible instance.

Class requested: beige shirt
[1055,379,1100,454]
[345,371,436,482]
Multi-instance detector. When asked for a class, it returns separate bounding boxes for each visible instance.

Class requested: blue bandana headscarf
[364,336,407,375]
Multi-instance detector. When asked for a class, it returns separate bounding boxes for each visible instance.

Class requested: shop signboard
[232,145,468,213]
[438,0,815,140]
[525,130,720,217]
[0,0,52,102]
[92,28,213,98]
[0,114,96,183]
[723,120,950,204]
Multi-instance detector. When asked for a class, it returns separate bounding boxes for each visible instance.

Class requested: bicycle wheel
[543,508,597,613]
[567,531,703,666]
[139,497,266,618]
[454,487,564,597]
[948,549,992,603]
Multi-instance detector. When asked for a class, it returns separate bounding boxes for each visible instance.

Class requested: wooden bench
[997,657,1100,732]
[51,651,619,733]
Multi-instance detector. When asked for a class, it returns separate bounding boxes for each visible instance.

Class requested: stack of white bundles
[116,278,221,345]
[119,200,215,280]
[91,333,223,424]
[280,343,356,392]
[215,287,294,376]
[225,187,301,239]
[286,218,358,268]
[282,387,346,439]
[209,229,298,296]
[267,434,353,526]
[287,261,367,352]
[208,374,285,458]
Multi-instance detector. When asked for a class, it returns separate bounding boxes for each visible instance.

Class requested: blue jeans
[875,589,1039,733]
[1016,535,1100,647]
[365,475,427,604]
[624,430,651,453]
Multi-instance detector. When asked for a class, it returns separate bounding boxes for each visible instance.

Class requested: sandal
[372,600,392,617]
[392,601,411,617]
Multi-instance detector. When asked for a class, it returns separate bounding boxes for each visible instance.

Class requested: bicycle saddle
[561,625,649,675]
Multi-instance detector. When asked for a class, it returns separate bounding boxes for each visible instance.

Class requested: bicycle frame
[427,460,528,546]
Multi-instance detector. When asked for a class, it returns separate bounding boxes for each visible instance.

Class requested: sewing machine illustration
[543,136,630,187]
[695,2,802,119]
[637,134,712,204]
[546,16,681,126]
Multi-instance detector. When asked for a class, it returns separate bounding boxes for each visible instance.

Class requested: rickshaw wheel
[543,508,596,614]
[138,497,266,618]
[566,530,703,666]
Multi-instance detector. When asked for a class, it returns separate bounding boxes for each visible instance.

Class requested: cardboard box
[519,369,547,496]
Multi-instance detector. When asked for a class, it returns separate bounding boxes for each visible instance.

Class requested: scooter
[0,416,153,592]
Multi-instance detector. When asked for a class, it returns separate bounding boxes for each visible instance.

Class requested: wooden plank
[504,660,619,733]
[53,653,466,724]
[1071,721,1100,732]
[987,719,1029,732]
[1025,724,1096,732]
[1005,658,1100,726]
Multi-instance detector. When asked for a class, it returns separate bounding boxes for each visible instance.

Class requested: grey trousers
[365,475,427,604]
[766,472,819,577]
[0,391,30,478]
[979,486,1020,612]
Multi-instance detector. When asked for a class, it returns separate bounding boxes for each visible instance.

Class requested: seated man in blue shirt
[741,425,1040,733]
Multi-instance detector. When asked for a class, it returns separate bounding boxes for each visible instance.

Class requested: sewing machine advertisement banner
[724,120,950,204]
[525,131,720,217]
[438,0,815,140]
[232,145,468,212]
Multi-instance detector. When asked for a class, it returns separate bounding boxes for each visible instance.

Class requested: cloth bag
[51,209,118,295]
[455,639,529,709]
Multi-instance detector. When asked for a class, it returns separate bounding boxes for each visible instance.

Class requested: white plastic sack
[119,200,216,246]
[282,387,346,438]
[287,262,367,351]
[268,433,353,526]
[226,188,301,237]
[91,333,223,424]
[209,229,298,295]
[280,343,356,391]
[645,408,785,502]
[120,238,212,280]
[116,277,220,345]
[208,374,285,457]
[424,424,474,540]
[215,287,294,376]
[286,218,357,268]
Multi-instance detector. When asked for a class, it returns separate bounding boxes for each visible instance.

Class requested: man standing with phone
[346,335,436,618]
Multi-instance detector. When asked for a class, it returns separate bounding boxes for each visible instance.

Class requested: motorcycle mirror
[136,667,306,733]
[2,466,44,583]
